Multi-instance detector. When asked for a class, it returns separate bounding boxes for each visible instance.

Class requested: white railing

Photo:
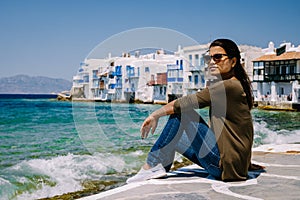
[108,88,116,94]
[253,75,264,81]
[108,78,116,85]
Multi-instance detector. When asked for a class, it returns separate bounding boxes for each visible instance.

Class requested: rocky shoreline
[38,158,194,200]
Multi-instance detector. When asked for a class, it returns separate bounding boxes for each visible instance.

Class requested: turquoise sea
[0,95,299,199]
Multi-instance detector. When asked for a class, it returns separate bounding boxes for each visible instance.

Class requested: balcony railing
[127,73,139,78]
[253,75,264,81]
[115,84,122,89]
[265,74,300,81]
[254,73,300,82]
[124,87,135,93]
[184,83,201,89]
[167,77,184,82]
[167,64,180,70]
[108,88,116,94]
[73,75,82,80]
[108,78,116,85]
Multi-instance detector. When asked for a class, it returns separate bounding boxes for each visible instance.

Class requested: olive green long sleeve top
[173,79,253,181]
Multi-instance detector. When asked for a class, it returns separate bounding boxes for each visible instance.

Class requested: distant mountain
[0,75,72,94]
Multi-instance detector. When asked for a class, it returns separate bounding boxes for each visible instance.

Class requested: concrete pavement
[80,145,300,200]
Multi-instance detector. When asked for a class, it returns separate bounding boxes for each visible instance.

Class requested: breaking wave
[0,152,141,200]
[253,120,300,147]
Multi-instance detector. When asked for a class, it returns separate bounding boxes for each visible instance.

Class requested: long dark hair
[209,38,253,109]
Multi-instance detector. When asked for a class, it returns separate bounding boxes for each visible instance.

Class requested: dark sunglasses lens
[213,54,223,60]
[204,54,226,64]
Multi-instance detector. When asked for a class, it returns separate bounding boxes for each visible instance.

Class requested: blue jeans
[147,110,222,179]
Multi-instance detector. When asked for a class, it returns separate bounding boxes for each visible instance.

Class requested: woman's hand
[140,115,158,139]
[140,100,175,139]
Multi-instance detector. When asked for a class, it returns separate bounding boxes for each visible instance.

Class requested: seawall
[254,101,300,111]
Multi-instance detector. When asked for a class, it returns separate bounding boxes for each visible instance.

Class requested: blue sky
[0,0,299,80]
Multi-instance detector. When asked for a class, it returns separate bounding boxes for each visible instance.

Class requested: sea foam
[253,120,300,147]
[6,153,125,199]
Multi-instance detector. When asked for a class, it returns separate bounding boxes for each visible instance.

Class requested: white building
[70,42,267,104]
[141,51,180,103]
[71,58,109,100]
[71,50,179,103]
[239,45,264,81]
[181,44,209,96]
[253,42,300,103]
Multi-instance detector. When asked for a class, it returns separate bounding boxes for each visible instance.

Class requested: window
[200,57,204,66]
[151,74,154,81]
[281,66,286,74]
[116,78,122,88]
[92,70,98,78]
[168,70,177,78]
[280,87,284,95]
[189,55,192,66]
[276,66,280,74]
[265,66,270,75]
[115,66,122,76]
[83,75,89,83]
[188,75,192,82]
[194,75,199,85]
[168,71,171,77]
[195,54,199,66]
[270,65,275,74]
[180,59,183,69]
[178,70,183,77]
[173,70,177,77]
[93,79,98,87]
[290,65,295,74]
[145,67,150,72]
[260,69,264,75]
[126,65,134,77]
[265,62,269,75]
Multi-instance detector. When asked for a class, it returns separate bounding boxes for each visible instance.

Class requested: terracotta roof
[253,51,300,61]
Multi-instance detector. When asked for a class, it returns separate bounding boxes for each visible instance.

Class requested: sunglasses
[204,54,228,64]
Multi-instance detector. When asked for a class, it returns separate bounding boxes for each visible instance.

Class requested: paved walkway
[80,146,300,200]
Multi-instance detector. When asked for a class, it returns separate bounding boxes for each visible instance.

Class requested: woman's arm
[140,100,175,139]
